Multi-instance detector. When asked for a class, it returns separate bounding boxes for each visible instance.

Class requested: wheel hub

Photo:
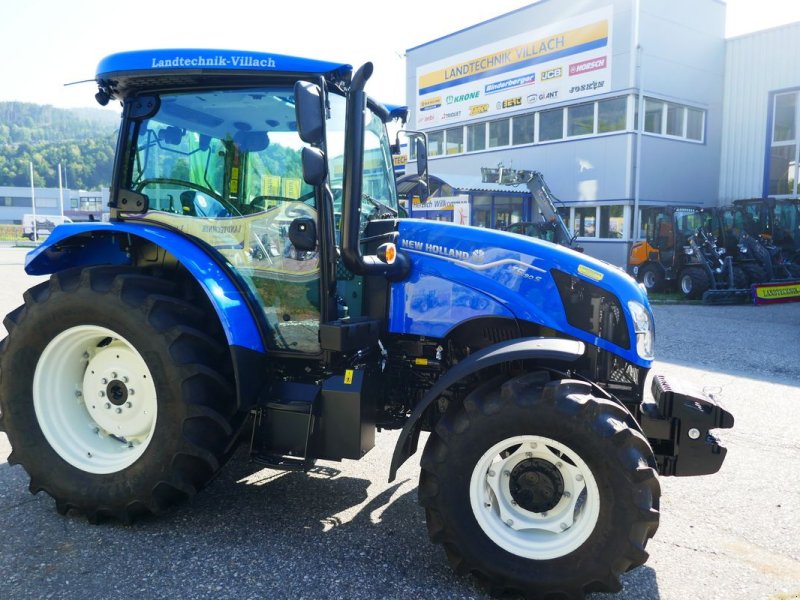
[509,458,564,513]
[107,380,129,406]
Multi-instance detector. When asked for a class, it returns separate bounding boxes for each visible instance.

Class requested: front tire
[0,266,239,522]
[639,263,666,293]
[679,267,710,299]
[419,374,660,598]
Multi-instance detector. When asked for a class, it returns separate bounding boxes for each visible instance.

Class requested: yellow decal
[344,370,354,385]
[418,20,608,92]
[414,358,429,366]
[754,282,800,300]
[578,264,604,282]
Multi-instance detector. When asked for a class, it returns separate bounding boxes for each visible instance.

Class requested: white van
[21,214,73,241]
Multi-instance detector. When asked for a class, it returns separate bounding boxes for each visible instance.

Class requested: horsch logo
[569,56,607,76]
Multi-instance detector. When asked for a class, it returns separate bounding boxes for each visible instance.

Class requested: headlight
[627,301,655,360]
[683,246,694,255]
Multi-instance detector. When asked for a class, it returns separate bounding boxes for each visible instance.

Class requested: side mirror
[301,147,327,186]
[294,81,325,146]
[289,217,317,251]
[415,137,428,179]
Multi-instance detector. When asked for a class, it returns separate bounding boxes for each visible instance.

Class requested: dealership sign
[415,6,613,127]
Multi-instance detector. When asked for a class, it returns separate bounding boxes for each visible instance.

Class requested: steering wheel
[134,179,240,215]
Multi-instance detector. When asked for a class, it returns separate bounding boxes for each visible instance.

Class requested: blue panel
[96,49,351,79]
[26,223,264,353]
[389,219,652,367]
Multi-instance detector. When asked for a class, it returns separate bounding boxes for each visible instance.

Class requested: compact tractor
[0,49,733,598]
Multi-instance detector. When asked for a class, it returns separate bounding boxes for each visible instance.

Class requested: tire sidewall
[433,398,642,586]
[1,284,190,507]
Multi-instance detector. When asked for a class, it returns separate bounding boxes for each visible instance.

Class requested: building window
[539,108,564,141]
[597,97,627,133]
[773,93,797,142]
[445,127,464,154]
[512,114,535,145]
[467,123,486,151]
[600,206,624,238]
[493,196,523,228]
[567,103,594,137]
[574,206,597,237]
[489,119,510,147]
[768,92,799,196]
[686,108,704,141]
[666,103,685,137]
[428,130,444,157]
[644,99,663,134]
[473,195,492,228]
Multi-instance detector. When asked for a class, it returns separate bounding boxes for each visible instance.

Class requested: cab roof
[96,48,353,97]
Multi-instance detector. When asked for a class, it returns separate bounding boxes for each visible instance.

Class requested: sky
[0,0,799,111]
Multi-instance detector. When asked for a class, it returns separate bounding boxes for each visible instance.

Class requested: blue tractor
[0,49,733,598]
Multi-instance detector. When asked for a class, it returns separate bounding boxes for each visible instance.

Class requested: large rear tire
[419,373,660,598]
[0,266,239,522]
[639,263,666,293]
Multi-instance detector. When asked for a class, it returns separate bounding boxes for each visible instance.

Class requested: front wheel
[0,266,240,522]
[679,267,710,299]
[419,374,660,598]
[639,263,666,293]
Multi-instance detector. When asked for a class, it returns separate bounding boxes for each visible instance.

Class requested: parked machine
[0,49,733,598]
[484,166,580,250]
[628,205,706,291]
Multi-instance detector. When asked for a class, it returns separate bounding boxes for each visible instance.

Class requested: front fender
[25,222,264,353]
[388,336,585,482]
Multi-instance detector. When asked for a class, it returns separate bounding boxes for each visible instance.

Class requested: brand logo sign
[469,103,490,116]
[497,97,522,110]
[446,91,480,104]
[484,73,536,95]
[420,96,442,111]
[541,67,563,81]
[569,56,607,76]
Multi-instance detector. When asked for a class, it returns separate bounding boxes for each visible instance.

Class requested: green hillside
[0,102,119,190]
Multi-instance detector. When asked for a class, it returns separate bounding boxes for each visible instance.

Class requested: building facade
[0,186,109,224]
[404,0,727,265]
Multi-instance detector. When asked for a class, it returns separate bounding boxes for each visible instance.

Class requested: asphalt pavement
[0,247,798,600]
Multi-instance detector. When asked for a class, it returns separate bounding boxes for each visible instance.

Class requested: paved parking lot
[0,247,798,599]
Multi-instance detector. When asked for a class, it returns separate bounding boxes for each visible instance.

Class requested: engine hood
[389,219,653,367]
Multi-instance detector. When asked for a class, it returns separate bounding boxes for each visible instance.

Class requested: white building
[403,0,797,266]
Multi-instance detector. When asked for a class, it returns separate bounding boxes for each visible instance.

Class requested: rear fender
[25,222,264,353]
[388,337,585,481]
[25,224,267,412]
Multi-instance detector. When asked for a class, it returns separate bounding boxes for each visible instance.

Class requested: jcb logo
[541,68,562,81]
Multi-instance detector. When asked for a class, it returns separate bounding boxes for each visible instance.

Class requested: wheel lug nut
[488,470,496,477]
[129,389,135,396]
[115,408,122,414]
[560,523,568,531]
[99,391,105,398]
[529,442,537,449]
[503,470,510,477]
[75,390,82,398]
[105,403,111,409]
[576,474,584,481]
[126,402,132,408]
[542,511,548,517]
[506,519,513,527]
[82,352,90,359]
[556,462,563,468]
[525,452,533,458]
[101,378,108,385]
[122,376,129,383]
[564,491,571,498]
[111,372,118,379]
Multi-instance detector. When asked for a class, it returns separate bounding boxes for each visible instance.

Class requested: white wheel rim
[33,325,158,474]
[469,435,600,560]
[643,270,656,288]
[681,276,692,294]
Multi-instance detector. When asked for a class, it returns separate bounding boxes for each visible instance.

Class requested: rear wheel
[679,267,710,299]
[0,266,239,522]
[419,373,660,598]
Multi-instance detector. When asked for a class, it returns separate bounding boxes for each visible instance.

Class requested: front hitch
[641,374,734,476]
